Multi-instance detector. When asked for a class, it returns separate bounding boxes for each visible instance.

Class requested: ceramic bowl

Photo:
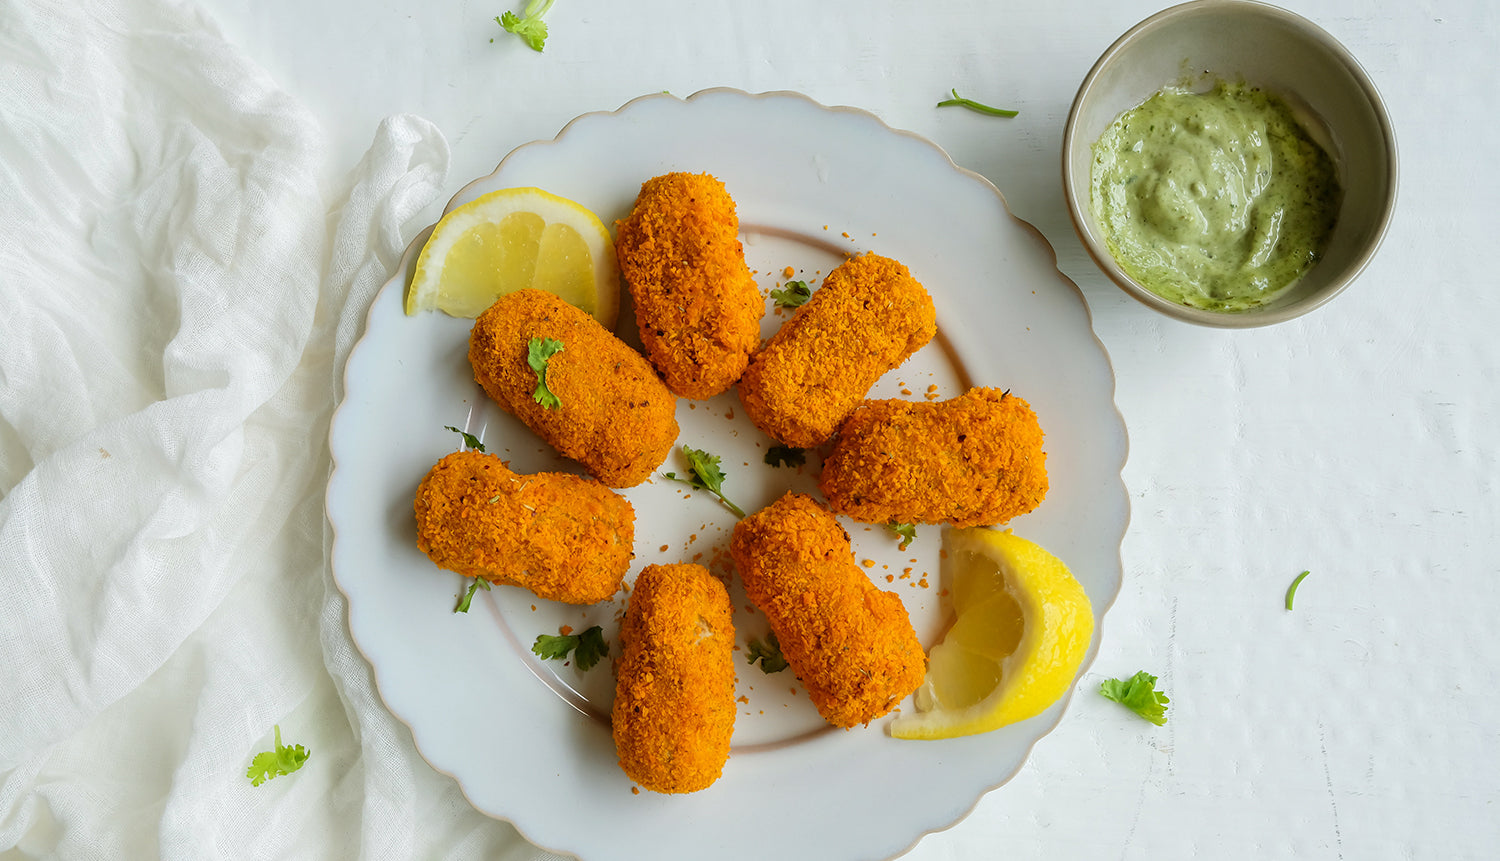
[1062,0,1398,327]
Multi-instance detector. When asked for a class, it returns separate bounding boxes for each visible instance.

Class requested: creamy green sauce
[1091,81,1341,311]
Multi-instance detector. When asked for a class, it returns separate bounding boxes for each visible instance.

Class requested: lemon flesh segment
[891,529,1094,740]
[404,187,619,328]
[532,221,597,314]
[433,212,543,318]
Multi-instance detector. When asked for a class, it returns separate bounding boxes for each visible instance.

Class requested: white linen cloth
[0,1,559,856]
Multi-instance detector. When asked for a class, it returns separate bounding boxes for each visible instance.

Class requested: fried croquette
[611,563,736,793]
[469,289,677,487]
[614,172,765,399]
[737,252,936,448]
[730,493,925,728]
[819,387,1048,527]
[413,450,633,604]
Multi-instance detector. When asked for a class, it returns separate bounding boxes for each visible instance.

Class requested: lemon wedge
[890,528,1094,740]
[405,187,619,326]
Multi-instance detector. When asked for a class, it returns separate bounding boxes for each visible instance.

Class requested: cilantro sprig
[496,0,555,51]
[936,88,1019,118]
[454,577,492,613]
[527,337,564,410]
[661,445,747,519]
[746,631,789,674]
[246,725,309,787]
[1099,671,1169,726]
[770,280,813,309]
[763,445,805,468]
[887,521,917,551]
[532,625,608,670]
[1285,570,1311,610]
[445,425,486,452]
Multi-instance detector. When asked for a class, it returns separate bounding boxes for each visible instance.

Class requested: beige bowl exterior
[1062,0,1398,327]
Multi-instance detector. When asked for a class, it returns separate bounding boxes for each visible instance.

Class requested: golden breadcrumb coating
[611,563,736,793]
[413,451,633,604]
[469,289,677,487]
[737,252,936,448]
[819,387,1048,528]
[615,172,765,399]
[730,493,925,728]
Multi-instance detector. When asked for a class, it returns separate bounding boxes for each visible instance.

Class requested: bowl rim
[1061,0,1400,328]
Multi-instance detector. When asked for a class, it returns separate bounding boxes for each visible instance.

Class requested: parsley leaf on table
[246,725,309,787]
[1099,671,1170,726]
[1285,570,1311,610]
[936,88,1019,118]
[496,0,555,51]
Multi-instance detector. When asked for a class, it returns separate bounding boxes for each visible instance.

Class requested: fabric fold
[0,0,550,857]
[0,0,326,771]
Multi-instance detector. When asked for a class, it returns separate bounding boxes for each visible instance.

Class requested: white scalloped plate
[326,88,1129,861]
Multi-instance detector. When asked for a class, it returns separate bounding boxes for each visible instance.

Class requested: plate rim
[325,86,1132,860]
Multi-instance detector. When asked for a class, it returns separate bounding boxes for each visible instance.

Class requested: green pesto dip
[1091,81,1340,311]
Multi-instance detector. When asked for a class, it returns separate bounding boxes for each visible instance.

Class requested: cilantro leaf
[454,577,491,613]
[246,725,309,787]
[496,0,554,51]
[683,446,729,492]
[661,445,747,518]
[763,445,805,468]
[887,521,917,551]
[770,280,813,308]
[531,631,578,660]
[1285,570,1311,610]
[531,625,607,669]
[444,425,486,452]
[527,337,565,409]
[574,626,609,671]
[746,631,789,673]
[1099,671,1169,726]
[936,88,1019,118]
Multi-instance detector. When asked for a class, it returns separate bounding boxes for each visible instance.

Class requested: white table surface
[196,0,1499,857]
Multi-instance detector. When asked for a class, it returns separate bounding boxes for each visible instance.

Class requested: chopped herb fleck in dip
[1090,81,1340,312]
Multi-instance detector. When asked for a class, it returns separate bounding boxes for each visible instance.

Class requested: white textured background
[105,0,1500,857]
